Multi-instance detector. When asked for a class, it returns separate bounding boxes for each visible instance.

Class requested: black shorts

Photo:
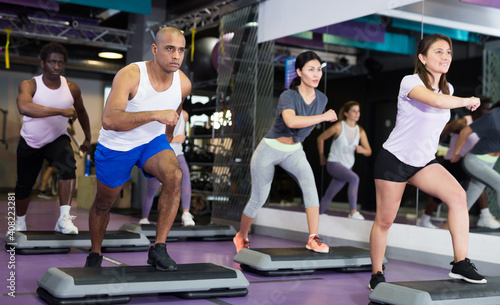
[373,148,438,182]
[15,135,76,199]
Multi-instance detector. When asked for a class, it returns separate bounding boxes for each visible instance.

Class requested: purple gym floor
[1,198,453,305]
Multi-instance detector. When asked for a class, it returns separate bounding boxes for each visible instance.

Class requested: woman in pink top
[368,33,485,290]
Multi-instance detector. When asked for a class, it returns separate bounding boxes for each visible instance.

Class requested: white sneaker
[348,211,365,220]
[417,218,438,229]
[139,218,150,224]
[181,212,195,226]
[5,220,26,237]
[15,220,27,231]
[477,214,500,229]
[54,215,79,234]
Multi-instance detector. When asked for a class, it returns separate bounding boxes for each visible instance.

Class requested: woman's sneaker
[181,212,195,226]
[369,271,386,291]
[233,232,249,253]
[37,189,53,199]
[139,218,150,224]
[305,235,329,253]
[147,243,177,271]
[348,211,365,220]
[449,258,487,284]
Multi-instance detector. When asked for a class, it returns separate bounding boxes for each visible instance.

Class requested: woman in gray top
[451,102,500,215]
[233,51,337,254]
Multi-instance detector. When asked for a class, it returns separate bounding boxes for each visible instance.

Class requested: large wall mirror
[259,0,500,235]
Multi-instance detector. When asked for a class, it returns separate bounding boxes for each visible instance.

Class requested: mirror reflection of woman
[451,101,500,227]
[369,33,486,290]
[317,100,372,219]
[233,51,337,254]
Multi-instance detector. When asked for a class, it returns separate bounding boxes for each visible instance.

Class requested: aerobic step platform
[5,231,150,254]
[369,276,500,305]
[37,263,249,305]
[233,246,384,276]
[120,223,237,241]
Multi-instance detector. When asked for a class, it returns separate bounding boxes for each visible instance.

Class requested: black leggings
[15,135,76,199]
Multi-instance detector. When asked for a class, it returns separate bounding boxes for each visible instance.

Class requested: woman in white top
[317,100,371,219]
[369,33,485,290]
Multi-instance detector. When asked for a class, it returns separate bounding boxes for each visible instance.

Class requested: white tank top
[444,115,480,160]
[170,114,185,156]
[98,62,182,151]
[327,120,360,169]
[20,75,72,148]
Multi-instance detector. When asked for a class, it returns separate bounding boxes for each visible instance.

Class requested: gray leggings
[463,153,500,210]
[243,140,319,218]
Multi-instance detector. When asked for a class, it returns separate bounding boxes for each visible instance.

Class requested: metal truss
[152,2,226,35]
[0,13,133,51]
[149,0,262,37]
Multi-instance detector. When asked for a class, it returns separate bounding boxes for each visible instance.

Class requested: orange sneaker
[233,232,249,253]
[306,235,329,253]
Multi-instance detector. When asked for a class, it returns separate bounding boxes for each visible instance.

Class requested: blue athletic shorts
[95,134,173,188]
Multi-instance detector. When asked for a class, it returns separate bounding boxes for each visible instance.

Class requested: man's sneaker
[181,212,195,226]
[477,214,500,229]
[348,211,365,220]
[417,217,438,229]
[5,220,26,237]
[147,243,177,271]
[305,235,329,253]
[139,218,150,224]
[449,258,487,284]
[15,220,27,231]
[84,253,103,267]
[54,214,79,234]
[37,190,53,199]
[233,232,249,253]
[369,271,386,291]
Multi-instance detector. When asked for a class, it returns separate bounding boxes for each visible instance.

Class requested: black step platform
[469,227,500,236]
[37,263,249,305]
[233,246,383,276]
[5,231,150,254]
[119,223,237,242]
[369,276,500,305]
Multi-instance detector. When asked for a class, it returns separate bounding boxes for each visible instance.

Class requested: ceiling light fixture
[98,52,123,59]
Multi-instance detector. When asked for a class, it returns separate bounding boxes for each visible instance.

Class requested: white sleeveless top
[20,75,72,148]
[170,114,185,156]
[98,62,182,151]
[327,120,360,169]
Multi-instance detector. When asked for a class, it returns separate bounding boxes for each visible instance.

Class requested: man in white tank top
[85,27,192,271]
[12,42,91,235]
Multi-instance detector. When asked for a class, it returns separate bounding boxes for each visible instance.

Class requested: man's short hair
[40,42,68,62]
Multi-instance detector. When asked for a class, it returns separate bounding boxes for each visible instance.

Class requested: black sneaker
[449,258,487,284]
[37,190,53,199]
[85,253,103,267]
[147,243,177,271]
[369,271,386,291]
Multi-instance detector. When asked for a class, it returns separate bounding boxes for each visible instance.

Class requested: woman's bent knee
[444,187,467,208]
